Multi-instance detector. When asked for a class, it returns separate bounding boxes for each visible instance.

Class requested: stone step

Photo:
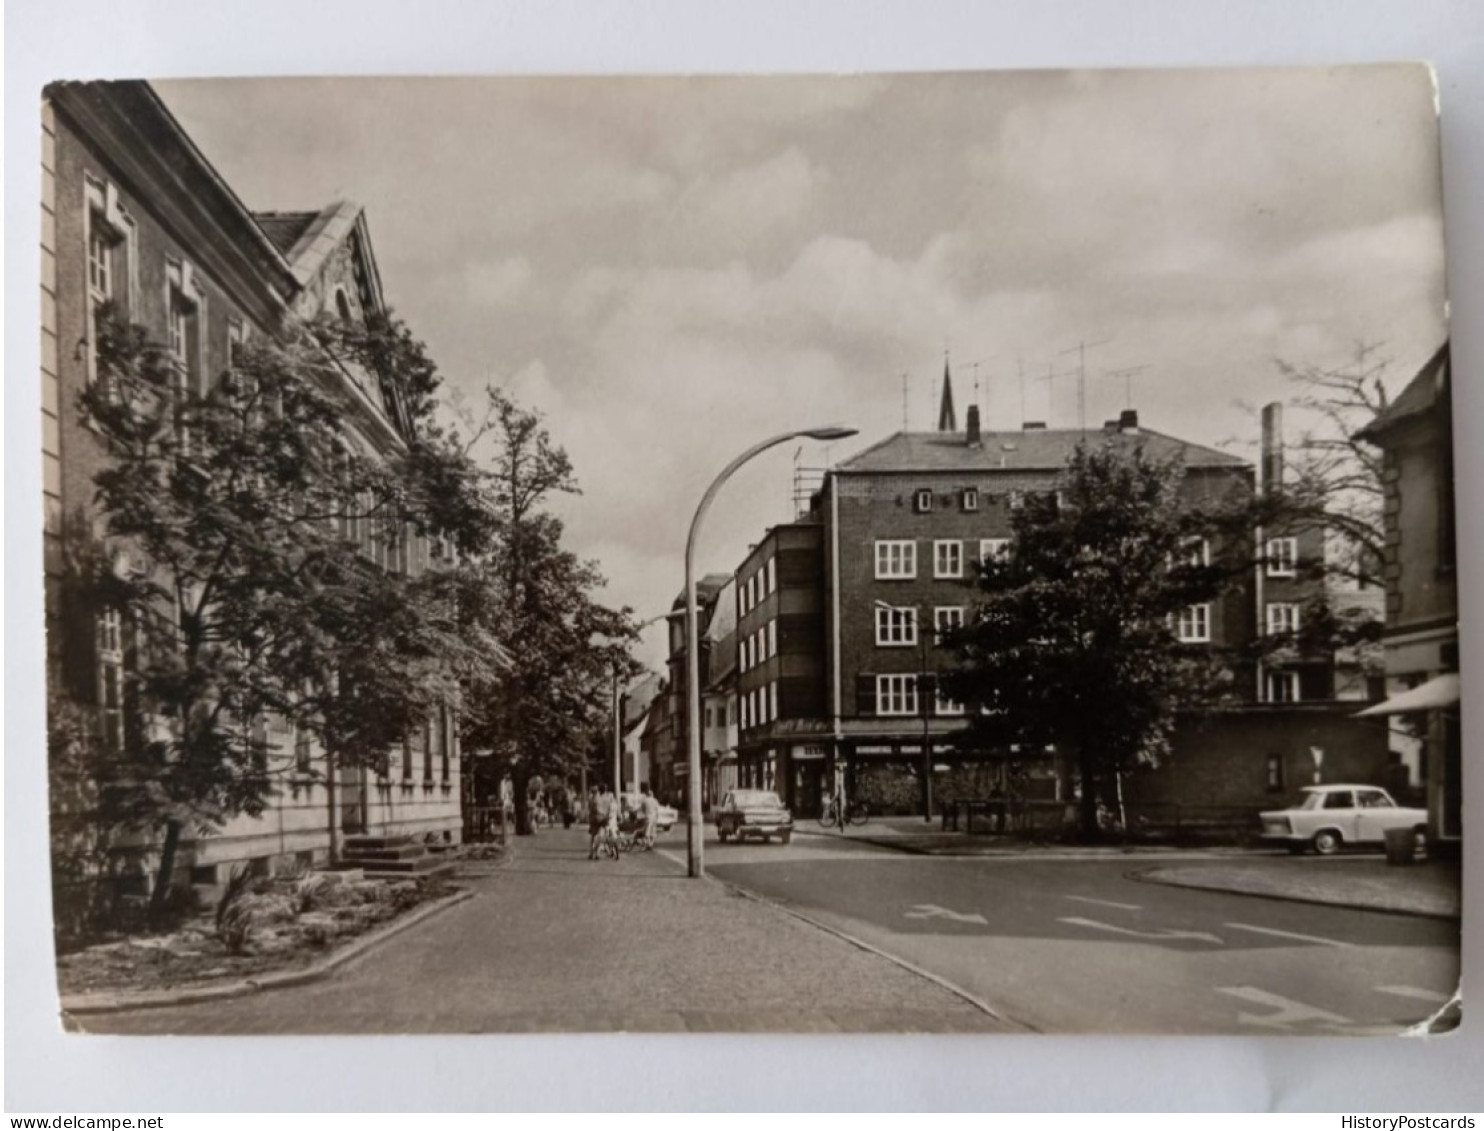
[343,834,416,851]
[341,844,430,862]
[358,858,455,879]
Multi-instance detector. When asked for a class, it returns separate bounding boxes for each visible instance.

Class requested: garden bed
[56,871,455,998]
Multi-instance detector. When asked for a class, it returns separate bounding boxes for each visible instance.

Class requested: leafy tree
[455,389,637,835]
[943,442,1245,839]
[73,307,488,911]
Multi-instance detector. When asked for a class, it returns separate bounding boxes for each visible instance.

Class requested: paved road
[696,828,1461,1035]
[70,827,1001,1034]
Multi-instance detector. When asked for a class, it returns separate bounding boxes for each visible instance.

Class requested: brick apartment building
[701,369,1388,820]
[42,82,463,893]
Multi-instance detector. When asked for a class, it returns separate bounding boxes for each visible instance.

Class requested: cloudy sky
[156,67,1446,670]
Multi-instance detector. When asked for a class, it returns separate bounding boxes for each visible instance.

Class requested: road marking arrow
[903,903,988,925]
[1216,985,1352,1031]
[1058,916,1223,944]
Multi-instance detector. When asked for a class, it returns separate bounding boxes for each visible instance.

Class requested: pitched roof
[835,425,1248,474]
[253,210,320,257]
[1358,342,1450,441]
[670,573,734,613]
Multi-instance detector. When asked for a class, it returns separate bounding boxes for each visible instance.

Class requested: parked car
[1259,784,1427,856]
[715,789,794,845]
[619,793,678,833]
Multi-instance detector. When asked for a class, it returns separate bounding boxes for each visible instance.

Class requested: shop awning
[1354,673,1460,717]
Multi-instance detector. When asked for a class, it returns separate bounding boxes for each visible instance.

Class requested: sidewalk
[72,825,1008,1033]
[1132,856,1462,920]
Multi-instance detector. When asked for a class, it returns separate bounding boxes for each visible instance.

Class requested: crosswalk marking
[1225,922,1352,948]
[904,903,988,925]
[1065,895,1142,911]
[1377,985,1451,1004]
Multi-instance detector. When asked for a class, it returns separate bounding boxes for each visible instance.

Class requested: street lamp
[876,599,935,824]
[684,424,858,877]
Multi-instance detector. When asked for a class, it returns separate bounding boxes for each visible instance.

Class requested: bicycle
[818,795,870,830]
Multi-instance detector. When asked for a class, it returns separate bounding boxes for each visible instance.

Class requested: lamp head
[802,425,858,442]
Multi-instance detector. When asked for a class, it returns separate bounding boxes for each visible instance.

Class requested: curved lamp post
[684,424,858,877]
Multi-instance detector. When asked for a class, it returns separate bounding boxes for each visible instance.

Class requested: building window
[766,620,776,658]
[875,604,918,646]
[98,608,125,751]
[875,540,917,579]
[766,557,776,595]
[1185,538,1210,568]
[934,606,965,639]
[1266,602,1301,636]
[1266,670,1301,703]
[294,726,312,775]
[979,538,1010,564]
[877,674,919,716]
[402,732,414,781]
[934,540,963,578]
[165,261,204,454]
[935,688,965,716]
[769,682,778,723]
[1265,753,1285,792]
[1266,537,1298,577]
[1009,491,1025,511]
[1176,604,1211,643]
[740,695,749,730]
[83,176,135,388]
[914,489,934,513]
[962,488,979,512]
[440,705,452,782]
[423,715,436,782]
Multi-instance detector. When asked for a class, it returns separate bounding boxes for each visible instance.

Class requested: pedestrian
[561,785,575,829]
[639,782,660,848]
[586,785,603,859]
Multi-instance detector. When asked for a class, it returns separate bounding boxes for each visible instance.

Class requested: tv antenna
[1037,362,1079,425]
[1106,364,1152,411]
[1059,337,1114,433]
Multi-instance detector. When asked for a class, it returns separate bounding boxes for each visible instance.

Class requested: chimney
[1103,419,1120,432]
[1261,402,1283,497]
[1118,409,1139,434]
[1022,421,1047,430]
[966,404,982,446]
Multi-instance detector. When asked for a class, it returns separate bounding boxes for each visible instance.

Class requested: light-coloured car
[620,793,677,833]
[1260,784,1427,856]
[715,789,794,845]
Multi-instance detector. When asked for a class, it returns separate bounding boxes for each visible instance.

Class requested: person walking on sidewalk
[638,782,660,849]
[586,785,604,859]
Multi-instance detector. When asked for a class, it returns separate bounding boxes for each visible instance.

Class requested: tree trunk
[325,746,341,866]
[148,818,182,925]
[1077,751,1101,841]
[512,765,532,836]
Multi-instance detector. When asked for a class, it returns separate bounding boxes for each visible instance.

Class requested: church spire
[937,353,957,432]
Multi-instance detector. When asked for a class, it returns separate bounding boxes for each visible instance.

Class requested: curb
[59,886,476,1017]
[1126,867,1462,922]
[652,846,1033,1032]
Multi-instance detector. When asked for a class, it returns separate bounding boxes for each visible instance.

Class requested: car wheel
[718,826,729,842]
[1313,829,1342,856]
[780,831,792,845]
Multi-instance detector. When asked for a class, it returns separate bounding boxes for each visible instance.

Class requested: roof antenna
[1106,364,1152,412]
[1059,337,1114,434]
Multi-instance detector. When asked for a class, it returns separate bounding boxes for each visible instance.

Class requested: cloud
[464,256,533,306]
